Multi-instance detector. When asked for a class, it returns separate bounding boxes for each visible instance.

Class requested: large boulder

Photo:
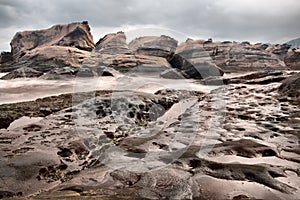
[83,32,171,74]
[1,67,43,80]
[169,39,224,79]
[10,21,94,72]
[284,49,300,70]
[203,41,288,72]
[129,35,178,59]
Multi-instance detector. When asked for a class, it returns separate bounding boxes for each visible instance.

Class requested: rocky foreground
[0,22,300,200]
[0,72,299,200]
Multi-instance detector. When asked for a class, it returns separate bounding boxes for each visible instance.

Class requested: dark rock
[169,39,224,79]
[0,67,43,80]
[95,66,120,77]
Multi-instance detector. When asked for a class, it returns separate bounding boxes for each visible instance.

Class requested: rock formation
[203,41,288,72]
[0,22,299,80]
[0,52,14,72]
[129,35,177,59]
[169,39,224,79]
[9,21,94,72]
[284,49,300,70]
[0,67,43,80]
[83,32,172,73]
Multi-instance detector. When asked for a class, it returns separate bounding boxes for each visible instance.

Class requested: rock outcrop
[0,52,14,72]
[84,32,171,73]
[169,39,224,79]
[129,35,177,59]
[9,21,94,72]
[203,41,288,72]
[266,44,291,60]
[284,49,300,70]
[0,67,43,80]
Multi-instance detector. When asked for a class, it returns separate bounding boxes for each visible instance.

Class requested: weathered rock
[76,67,98,77]
[11,21,94,58]
[266,44,291,60]
[202,71,286,85]
[10,22,94,71]
[169,39,224,79]
[160,68,184,79]
[95,66,121,77]
[129,35,177,59]
[284,49,300,70]
[84,32,171,73]
[203,41,288,72]
[95,32,131,55]
[0,52,15,72]
[39,67,77,80]
[0,67,43,80]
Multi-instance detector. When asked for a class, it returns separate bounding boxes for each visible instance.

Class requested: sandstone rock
[266,44,291,60]
[284,49,300,70]
[129,35,177,59]
[0,67,43,80]
[95,32,131,54]
[203,41,288,72]
[10,22,94,71]
[169,39,224,79]
[84,32,171,73]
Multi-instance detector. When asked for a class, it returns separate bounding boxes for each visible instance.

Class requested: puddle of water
[7,116,43,130]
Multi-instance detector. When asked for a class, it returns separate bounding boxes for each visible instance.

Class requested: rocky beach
[0,21,299,200]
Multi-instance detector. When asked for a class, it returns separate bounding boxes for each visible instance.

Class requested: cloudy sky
[0,0,300,51]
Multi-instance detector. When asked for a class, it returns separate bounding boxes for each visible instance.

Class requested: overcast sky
[0,0,300,51]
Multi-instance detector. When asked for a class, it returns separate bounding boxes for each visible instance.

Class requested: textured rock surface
[0,67,43,80]
[0,52,14,72]
[266,44,291,60]
[1,77,299,199]
[278,73,300,104]
[169,39,224,79]
[203,41,288,72]
[284,50,300,70]
[129,35,177,59]
[9,22,94,72]
[84,32,171,73]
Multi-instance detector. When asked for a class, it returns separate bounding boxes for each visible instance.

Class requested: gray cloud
[0,0,300,51]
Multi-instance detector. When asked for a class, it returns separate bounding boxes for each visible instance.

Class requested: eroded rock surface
[7,22,94,73]
[1,76,299,199]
